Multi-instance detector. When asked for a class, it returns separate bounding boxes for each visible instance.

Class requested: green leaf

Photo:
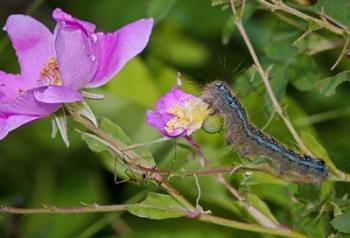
[300,132,338,174]
[128,192,186,220]
[53,108,69,147]
[147,0,177,23]
[80,131,108,153]
[316,71,350,97]
[331,209,350,234]
[263,65,288,112]
[246,193,280,225]
[222,16,235,45]
[289,55,320,91]
[240,172,288,186]
[100,118,132,145]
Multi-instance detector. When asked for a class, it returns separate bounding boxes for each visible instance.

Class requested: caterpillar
[201,80,328,184]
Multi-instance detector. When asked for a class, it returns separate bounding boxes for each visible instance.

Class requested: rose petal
[146,110,184,137]
[4,14,54,87]
[0,71,26,103]
[86,18,154,88]
[0,89,60,116]
[34,86,83,103]
[0,113,41,140]
[155,87,195,113]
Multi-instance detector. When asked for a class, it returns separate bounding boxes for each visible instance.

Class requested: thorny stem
[230,0,312,155]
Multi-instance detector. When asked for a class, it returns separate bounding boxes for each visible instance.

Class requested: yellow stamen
[165,98,211,136]
[40,57,62,86]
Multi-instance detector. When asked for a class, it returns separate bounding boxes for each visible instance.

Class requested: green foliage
[317,71,350,97]
[331,208,350,234]
[128,192,185,219]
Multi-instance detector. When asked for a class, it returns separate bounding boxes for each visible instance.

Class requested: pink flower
[0,8,153,139]
[146,77,210,138]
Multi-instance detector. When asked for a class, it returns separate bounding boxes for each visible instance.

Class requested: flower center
[39,57,62,86]
[165,98,211,136]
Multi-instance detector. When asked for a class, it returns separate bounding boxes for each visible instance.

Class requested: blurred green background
[1,0,350,237]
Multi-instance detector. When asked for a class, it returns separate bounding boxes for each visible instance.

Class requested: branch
[256,0,347,36]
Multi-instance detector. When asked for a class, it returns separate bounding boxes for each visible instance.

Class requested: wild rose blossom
[146,77,210,138]
[0,8,153,139]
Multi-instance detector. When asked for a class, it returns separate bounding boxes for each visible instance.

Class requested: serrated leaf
[147,0,177,23]
[331,209,350,234]
[316,71,350,97]
[54,108,69,147]
[240,172,288,186]
[128,192,186,219]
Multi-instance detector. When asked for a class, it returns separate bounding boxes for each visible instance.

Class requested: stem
[230,0,311,155]
[0,204,128,215]
[256,0,346,36]
[199,214,308,238]
[0,204,306,238]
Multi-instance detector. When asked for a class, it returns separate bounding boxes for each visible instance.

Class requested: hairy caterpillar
[201,81,328,184]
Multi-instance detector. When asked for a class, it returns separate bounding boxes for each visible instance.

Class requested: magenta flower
[0,8,153,139]
[146,77,210,138]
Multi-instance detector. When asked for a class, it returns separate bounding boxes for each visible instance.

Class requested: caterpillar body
[201,81,328,184]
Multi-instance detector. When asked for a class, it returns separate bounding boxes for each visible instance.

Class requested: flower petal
[87,18,154,88]
[0,113,41,140]
[4,14,54,87]
[34,86,83,103]
[0,89,60,116]
[155,87,195,113]
[53,9,98,90]
[52,8,96,35]
[0,71,26,103]
[146,110,184,137]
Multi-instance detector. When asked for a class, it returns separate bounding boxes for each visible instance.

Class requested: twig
[256,0,347,36]
[0,204,128,214]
